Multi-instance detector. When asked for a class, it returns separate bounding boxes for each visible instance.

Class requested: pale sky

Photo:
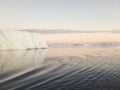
[0,0,120,31]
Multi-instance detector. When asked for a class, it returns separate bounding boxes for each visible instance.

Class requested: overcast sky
[0,0,120,31]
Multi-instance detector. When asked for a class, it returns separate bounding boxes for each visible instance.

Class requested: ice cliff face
[0,30,48,50]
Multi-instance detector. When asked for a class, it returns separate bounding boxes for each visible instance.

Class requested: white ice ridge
[0,30,48,50]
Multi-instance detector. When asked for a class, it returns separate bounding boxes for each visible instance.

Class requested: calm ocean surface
[0,33,120,90]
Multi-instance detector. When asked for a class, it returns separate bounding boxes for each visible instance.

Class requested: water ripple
[0,47,120,90]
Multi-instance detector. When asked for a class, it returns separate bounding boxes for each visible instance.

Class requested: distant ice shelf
[48,42,120,47]
[0,30,48,50]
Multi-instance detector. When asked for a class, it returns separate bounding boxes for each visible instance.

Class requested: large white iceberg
[0,30,48,50]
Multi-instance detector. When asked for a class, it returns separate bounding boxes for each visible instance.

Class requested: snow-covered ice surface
[0,30,48,50]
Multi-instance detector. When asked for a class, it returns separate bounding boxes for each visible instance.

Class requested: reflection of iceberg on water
[0,49,47,84]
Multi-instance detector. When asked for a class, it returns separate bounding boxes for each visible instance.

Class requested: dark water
[0,47,120,90]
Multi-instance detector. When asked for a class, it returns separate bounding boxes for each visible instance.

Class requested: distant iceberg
[48,42,120,47]
[0,30,48,50]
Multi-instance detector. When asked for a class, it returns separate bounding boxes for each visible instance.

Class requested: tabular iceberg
[0,30,48,50]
